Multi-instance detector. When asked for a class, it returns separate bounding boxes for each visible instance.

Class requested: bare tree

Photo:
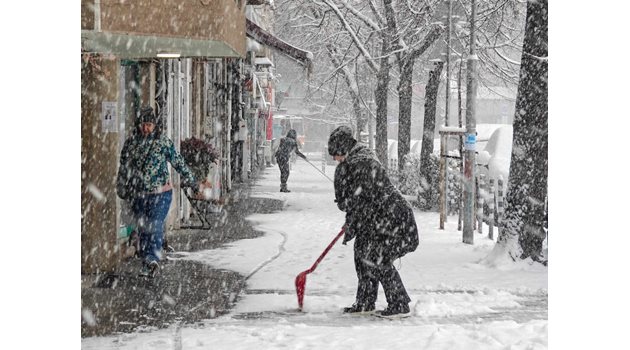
[417,60,444,209]
[484,0,548,264]
[274,0,525,183]
[274,0,376,131]
[275,0,443,168]
[381,0,443,172]
[452,0,527,95]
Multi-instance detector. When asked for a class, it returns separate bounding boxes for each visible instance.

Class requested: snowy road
[82,157,548,350]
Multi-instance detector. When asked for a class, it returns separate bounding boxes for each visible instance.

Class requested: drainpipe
[94,0,101,32]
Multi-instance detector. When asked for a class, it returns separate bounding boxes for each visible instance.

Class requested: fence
[388,158,399,184]
[474,172,506,239]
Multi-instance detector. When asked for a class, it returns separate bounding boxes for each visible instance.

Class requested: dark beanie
[287,129,297,139]
[139,106,157,124]
[327,126,356,156]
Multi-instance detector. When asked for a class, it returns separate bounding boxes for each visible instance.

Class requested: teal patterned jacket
[117,132,198,195]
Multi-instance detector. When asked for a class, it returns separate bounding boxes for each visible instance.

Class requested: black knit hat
[287,129,297,139]
[139,106,157,124]
[327,126,356,156]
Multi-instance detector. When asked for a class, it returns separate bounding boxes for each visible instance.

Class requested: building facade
[81,0,312,274]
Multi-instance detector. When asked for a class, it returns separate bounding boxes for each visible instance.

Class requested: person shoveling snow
[327,126,419,318]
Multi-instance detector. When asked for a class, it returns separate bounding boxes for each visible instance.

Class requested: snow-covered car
[477,125,513,190]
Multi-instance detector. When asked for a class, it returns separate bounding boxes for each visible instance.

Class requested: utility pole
[444,0,452,128]
[462,0,478,245]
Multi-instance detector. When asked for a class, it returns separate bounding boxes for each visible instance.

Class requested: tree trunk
[417,61,444,208]
[375,41,391,167]
[420,61,444,165]
[397,58,414,173]
[493,0,548,263]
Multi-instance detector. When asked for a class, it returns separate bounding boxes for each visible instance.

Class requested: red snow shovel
[295,227,345,310]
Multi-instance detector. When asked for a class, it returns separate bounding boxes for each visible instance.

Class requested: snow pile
[82,160,547,350]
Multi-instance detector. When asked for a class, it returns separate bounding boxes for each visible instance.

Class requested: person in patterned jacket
[116,106,210,277]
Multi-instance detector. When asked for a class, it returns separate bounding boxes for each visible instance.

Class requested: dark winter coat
[275,130,306,163]
[334,143,419,262]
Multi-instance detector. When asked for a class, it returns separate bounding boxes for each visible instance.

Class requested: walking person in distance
[274,129,307,192]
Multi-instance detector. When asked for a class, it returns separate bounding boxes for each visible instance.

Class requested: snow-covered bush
[397,153,421,196]
[397,153,462,212]
[395,153,438,210]
[446,158,462,215]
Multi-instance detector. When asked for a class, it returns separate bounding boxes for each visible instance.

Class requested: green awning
[81,30,242,59]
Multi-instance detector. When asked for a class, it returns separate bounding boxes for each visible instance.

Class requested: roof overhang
[254,57,274,67]
[245,19,312,70]
[81,30,242,59]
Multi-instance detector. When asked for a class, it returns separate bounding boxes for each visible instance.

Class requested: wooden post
[477,174,484,234]
[488,178,495,239]
[444,135,450,217]
[457,136,464,231]
[439,133,447,229]
[497,177,504,237]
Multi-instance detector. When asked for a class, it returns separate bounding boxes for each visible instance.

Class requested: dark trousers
[278,160,290,185]
[353,239,411,307]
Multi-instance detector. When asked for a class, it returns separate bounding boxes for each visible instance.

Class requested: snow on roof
[439,126,466,134]
[254,57,274,67]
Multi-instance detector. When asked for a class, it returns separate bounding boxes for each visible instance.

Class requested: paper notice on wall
[102,101,118,133]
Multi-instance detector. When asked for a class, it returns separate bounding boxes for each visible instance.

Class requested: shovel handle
[303,158,335,183]
[305,227,345,274]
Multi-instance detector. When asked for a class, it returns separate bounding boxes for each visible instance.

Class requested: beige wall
[81,54,122,273]
[81,0,95,29]
[82,0,246,57]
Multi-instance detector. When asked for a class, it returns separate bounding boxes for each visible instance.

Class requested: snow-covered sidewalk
[82,159,548,350]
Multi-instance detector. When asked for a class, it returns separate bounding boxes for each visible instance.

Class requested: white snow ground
[82,157,548,350]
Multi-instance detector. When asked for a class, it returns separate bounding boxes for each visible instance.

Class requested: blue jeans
[131,190,172,263]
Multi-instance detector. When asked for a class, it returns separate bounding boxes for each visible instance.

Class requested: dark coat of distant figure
[275,129,306,192]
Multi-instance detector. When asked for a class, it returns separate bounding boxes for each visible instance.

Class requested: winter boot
[140,261,160,278]
[280,183,291,193]
[163,239,175,254]
[148,261,160,278]
[375,303,411,318]
[342,303,375,314]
